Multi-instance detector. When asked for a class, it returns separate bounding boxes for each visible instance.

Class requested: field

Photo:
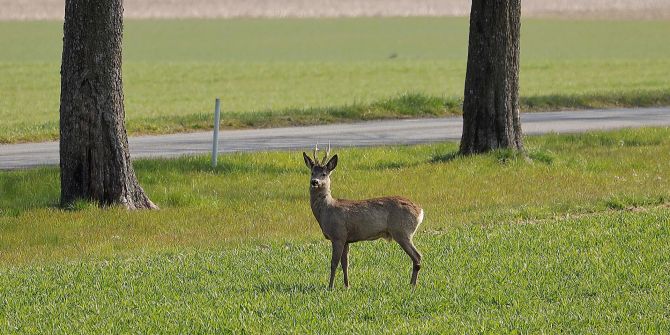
[1,128,670,332]
[1,211,668,333]
[2,13,670,332]
[1,18,670,143]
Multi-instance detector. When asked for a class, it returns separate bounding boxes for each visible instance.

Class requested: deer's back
[331,196,423,242]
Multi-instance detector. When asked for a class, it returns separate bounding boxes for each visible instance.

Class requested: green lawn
[1,128,670,332]
[1,18,670,143]
[1,210,668,333]
[1,128,670,263]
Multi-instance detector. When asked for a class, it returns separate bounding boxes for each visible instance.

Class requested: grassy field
[1,18,670,143]
[2,127,670,262]
[1,128,670,332]
[1,210,668,333]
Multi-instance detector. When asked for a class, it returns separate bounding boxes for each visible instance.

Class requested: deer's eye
[322,173,327,177]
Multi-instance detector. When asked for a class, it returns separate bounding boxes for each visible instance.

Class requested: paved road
[1,107,670,170]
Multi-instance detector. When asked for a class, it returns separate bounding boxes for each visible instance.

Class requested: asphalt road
[1,107,670,170]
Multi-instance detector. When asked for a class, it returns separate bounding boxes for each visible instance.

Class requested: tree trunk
[59,0,157,209]
[459,0,523,155]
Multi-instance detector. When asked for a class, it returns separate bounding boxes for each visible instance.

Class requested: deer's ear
[303,152,315,169]
[326,154,338,171]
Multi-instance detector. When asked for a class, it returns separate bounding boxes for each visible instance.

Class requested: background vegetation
[1,18,669,143]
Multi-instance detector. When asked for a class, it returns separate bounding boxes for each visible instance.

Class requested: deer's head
[303,143,338,190]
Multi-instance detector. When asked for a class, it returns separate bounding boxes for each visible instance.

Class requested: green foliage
[527,149,555,164]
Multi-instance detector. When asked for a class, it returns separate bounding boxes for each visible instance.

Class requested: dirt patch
[1,0,670,20]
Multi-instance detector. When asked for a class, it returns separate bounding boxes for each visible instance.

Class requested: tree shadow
[0,168,60,216]
[429,151,461,164]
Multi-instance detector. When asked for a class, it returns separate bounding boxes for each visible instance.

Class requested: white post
[211,98,221,167]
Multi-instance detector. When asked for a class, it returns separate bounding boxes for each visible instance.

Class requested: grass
[2,127,670,263]
[1,18,670,143]
[1,128,670,332]
[1,210,668,333]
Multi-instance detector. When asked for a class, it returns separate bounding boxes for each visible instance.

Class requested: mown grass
[1,127,669,264]
[1,209,668,333]
[1,18,669,143]
[1,128,670,332]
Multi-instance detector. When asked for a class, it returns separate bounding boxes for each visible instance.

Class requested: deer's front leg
[328,240,345,290]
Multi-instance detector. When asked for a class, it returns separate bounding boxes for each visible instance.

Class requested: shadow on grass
[430,149,555,165]
[370,160,421,170]
[490,149,556,165]
[430,151,461,164]
[521,89,670,111]
[0,167,60,216]
[603,194,669,210]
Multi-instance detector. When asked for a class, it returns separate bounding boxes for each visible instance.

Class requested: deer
[302,143,424,289]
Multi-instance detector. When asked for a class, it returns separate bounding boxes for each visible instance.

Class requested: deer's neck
[310,187,334,223]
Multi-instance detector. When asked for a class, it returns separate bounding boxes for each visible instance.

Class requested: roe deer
[302,144,424,289]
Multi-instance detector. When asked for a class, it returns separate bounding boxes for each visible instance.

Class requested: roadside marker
[211,97,221,167]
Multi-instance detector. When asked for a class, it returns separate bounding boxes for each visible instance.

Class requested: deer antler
[313,142,319,163]
[321,141,331,165]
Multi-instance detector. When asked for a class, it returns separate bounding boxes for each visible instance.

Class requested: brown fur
[303,151,424,289]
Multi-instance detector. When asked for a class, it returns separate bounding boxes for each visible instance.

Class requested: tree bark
[59,0,157,209]
[459,0,523,155]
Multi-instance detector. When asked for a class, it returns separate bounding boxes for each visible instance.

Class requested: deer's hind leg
[328,240,345,290]
[394,237,422,286]
[341,243,350,288]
